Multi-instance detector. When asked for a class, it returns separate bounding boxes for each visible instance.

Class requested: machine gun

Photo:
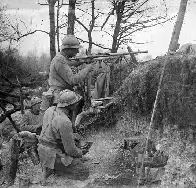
[71,50,148,62]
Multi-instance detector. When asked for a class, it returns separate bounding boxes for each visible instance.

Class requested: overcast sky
[2,0,196,58]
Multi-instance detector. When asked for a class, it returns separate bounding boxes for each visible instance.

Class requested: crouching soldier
[38,89,91,185]
[20,96,43,135]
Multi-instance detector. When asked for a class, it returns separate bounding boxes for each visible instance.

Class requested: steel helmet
[57,89,82,108]
[61,35,80,50]
[31,96,42,106]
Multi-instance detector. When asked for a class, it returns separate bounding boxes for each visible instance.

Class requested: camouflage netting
[114,54,196,131]
[78,54,196,133]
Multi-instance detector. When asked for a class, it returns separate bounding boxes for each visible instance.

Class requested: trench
[5,111,158,188]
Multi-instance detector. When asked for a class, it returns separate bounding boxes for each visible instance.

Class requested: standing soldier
[38,89,91,185]
[40,35,95,113]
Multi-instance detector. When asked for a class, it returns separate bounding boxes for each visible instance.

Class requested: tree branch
[77,38,111,50]
[65,13,89,32]
[119,15,175,41]
[15,30,49,41]
[101,7,115,30]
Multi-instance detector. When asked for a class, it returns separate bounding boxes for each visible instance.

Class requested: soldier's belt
[39,139,60,149]
[49,86,64,90]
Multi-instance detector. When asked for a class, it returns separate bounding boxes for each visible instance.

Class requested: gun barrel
[71,50,148,61]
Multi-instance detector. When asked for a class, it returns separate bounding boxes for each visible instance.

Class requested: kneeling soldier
[38,89,90,185]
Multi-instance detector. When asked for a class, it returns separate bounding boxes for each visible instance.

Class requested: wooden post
[127,45,137,66]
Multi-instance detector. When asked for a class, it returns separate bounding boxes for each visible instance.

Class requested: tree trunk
[56,0,60,52]
[111,1,126,53]
[87,33,93,55]
[67,0,76,35]
[87,0,95,55]
[48,0,57,60]
[111,19,121,53]
[168,0,188,53]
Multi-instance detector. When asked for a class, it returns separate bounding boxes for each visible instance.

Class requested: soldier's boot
[41,167,54,186]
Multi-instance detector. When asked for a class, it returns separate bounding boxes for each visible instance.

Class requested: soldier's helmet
[57,89,82,108]
[31,96,42,106]
[61,35,80,50]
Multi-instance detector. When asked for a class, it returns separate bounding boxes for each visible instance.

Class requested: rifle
[71,50,148,61]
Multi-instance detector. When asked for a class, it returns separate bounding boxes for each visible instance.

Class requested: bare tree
[2,12,49,45]
[103,0,173,52]
[47,0,58,60]
[67,0,77,35]
[64,0,102,54]
[0,6,20,43]
[168,0,188,53]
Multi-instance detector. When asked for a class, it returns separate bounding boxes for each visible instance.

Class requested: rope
[136,54,172,187]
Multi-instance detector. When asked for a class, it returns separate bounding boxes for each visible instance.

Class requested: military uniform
[38,106,89,180]
[20,110,43,133]
[49,53,90,90]
[40,35,94,113]
[20,97,42,134]
[40,52,91,112]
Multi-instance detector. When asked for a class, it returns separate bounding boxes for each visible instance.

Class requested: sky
[2,0,196,58]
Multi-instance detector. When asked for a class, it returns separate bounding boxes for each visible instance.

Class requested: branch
[77,7,92,16]
[15,29,49,41]
[1,74,19,87]
[101,7,115,30]
[123,0,150,22]
[1,73,43,88]
[0,90,24,99]
[77,38,112,50]
[0,102,22,132]
[0,98,17,109]
[119,15,175,41]
[64,13,89,32]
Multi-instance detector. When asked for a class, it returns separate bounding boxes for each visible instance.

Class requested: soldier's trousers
[44,154,89,181]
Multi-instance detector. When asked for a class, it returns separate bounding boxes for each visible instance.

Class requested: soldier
[40,35,95,113]
[20,96,43,134]
[38,89,90,185]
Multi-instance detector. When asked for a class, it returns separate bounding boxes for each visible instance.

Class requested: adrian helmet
[31,96,42,106]
[61,35,80,50]
[57,89,82,107]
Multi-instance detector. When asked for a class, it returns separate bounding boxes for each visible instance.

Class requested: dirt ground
[5,118,160,188]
